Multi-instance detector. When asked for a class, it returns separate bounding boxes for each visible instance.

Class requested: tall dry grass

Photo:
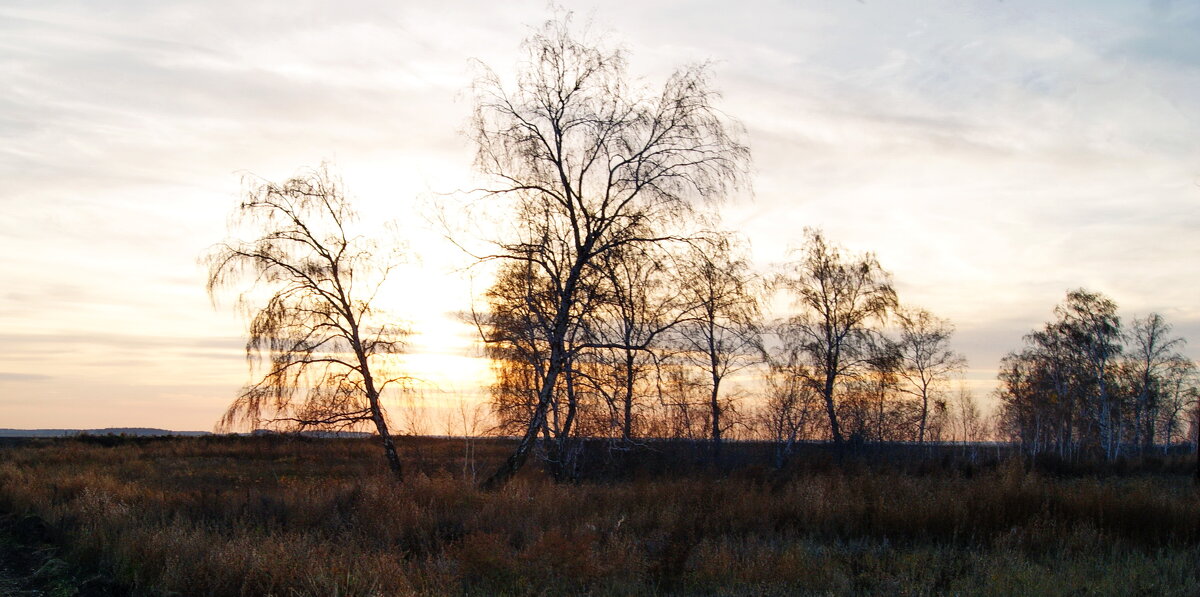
[0,436,1197,596]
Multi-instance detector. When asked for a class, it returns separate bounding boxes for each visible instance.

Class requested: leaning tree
[206,166,410,479]
[470,16,749,487]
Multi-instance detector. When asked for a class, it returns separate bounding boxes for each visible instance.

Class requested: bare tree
[858,336,904,442]
[654,365,711,441]
[1127,313,1186,449]
[478,259,554,437]
[444,394,491,483]
[1000,315,1084,459]
[775,229,897,445]
[206,166,409,479]
[950,383,985,445]
[1156,356,1198,449]
[673,235,763,460]
[895,307,966,444]
[478,249,605,481]
[1192,398,1200,483]
[587,243,684,443]
[758,318,825,465]
[759,333,821,467]
[470,16,749,487]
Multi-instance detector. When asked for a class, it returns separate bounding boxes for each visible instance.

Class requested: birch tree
[895,307,965,443]
[1127,313,1186,449]
[206,166,410,479]
[470,16,749,487]
[674,235,763,460]
[775,229,897,445]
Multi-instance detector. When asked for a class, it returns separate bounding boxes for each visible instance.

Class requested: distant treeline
[0,428,210,438]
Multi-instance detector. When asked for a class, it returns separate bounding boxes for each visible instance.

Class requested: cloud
[0,372,52,382]
[0,332,241,350]
[2,0,1199,430]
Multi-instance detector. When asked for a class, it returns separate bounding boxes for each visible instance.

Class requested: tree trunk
[622,351,636,442]
[918,390,928,444]
[823,372,843,445]
[553,367,580,482]
[483,331,566,489]
[482,251,590,489]
[355,334,403,482]
[371,411,403,480]
[483,397,549,489]
[362,381,402,480]
[709,381,722,462]
[705,312,723,462]
[1143,391,1156,452]
[1098,368,1118,462]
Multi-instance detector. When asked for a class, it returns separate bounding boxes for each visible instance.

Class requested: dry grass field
[1,436,1198,596]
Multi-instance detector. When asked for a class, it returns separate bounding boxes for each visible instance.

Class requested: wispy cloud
[0,372,52,382]
[2,0,1198,428]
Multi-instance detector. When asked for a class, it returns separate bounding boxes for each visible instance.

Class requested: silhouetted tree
[470,16,749,487]
[895,307,966,444]
[587,243,684,443]
[673,235,763,460]
[856,335,904,442]
[949,384,986,445]
[1127,313,1186,449]
[1156,356,1198,448]
[997,349,1054,454]
[759,328,821,467]
[654,365,711,440]
[1054,290,1123,459]
[994,290,1200,462]
[775,229,897,445]
[478,259,552,437]
[206,166,409,479]
[999,307,1086,458]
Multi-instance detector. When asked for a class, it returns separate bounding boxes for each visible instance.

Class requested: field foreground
[0,436,1198,596]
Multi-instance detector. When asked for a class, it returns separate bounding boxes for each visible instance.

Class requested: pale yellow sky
[2,1,1199,431]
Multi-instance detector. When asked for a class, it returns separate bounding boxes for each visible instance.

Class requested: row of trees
[997,289,1199,461]
[479,222,972,477]
[460,18,987,483]
[204,18,973,484]
[463,16,747,484]
[204,16,1196,485]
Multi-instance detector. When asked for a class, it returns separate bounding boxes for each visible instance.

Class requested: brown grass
[1,436,1198,596]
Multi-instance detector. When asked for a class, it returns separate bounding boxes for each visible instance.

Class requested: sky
[2,1,1198,432]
